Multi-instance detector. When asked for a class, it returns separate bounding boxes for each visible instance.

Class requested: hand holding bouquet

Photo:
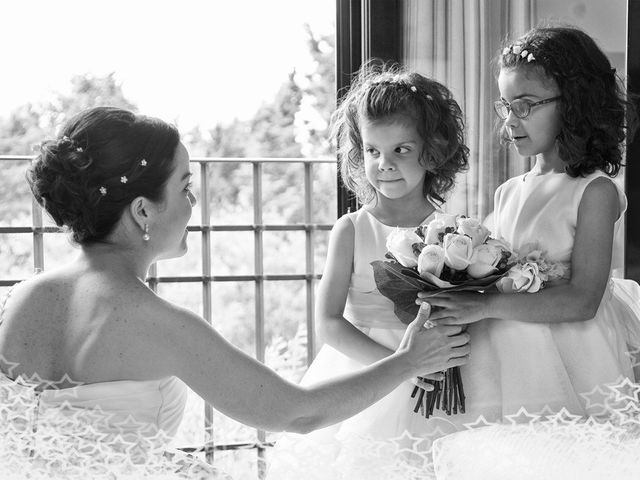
[371,213,514,418]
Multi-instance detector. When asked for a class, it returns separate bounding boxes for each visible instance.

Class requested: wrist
[388,350,417,381]
[482,292,499,319]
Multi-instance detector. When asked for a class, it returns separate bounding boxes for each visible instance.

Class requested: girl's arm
[149,301,469,434]
[426,177,619,324]
[315,215,396,364]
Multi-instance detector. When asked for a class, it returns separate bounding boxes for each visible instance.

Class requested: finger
[449,332,471,347]
[447,354,470,368]
[437,325,463,336]
[421,372,445,382]
[414,378,435,391]
[423,297,451,309]
[427,310,454,321]
[416,290,442,299]
[433,317,467,326]
[407,303,429,332]
[450,343,471,356]
[415,302,433,329]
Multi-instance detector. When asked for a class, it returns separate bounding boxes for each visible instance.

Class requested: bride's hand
[396,303,470,377]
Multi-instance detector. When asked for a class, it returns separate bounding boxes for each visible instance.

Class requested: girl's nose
[377,154,396,171]
[505,109,520,128]
[188,190,197,206]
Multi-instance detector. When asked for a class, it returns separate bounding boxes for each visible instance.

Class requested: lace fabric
[268,378,640,479]
[0,373,231,479]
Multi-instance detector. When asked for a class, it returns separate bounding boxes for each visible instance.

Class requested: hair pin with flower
[503,42,535,63]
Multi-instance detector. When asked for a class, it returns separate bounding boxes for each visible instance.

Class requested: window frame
[336,0,640,279]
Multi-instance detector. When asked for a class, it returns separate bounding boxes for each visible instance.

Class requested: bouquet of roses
[371,213,514,418]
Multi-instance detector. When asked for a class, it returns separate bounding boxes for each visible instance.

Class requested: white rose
[423,219,446,245]
[456,217,491,248]
[418,244,445,278]
[486,237,515,263]
[386,227,423,268]
[467,243,501,279]
[496,262,543,293]
[434,212,458,230]
[443,233,474,271]
[486,237,513,252]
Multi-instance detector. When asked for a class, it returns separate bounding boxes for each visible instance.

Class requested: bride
[0,106,469,478]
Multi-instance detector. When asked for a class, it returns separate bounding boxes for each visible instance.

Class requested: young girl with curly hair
[425,26,640,421]
[268,63,471,477]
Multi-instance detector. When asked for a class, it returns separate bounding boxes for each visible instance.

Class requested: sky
[0,0,334,130]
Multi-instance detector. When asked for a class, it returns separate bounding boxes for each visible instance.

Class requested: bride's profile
[0,106,470,478]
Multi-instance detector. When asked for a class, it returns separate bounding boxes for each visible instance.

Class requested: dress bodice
[344,208,436,331]
[493,169,626,271]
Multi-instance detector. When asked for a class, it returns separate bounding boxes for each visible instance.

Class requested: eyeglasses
[493,96,561,120]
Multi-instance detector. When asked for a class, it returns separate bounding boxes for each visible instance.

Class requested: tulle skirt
[267,278,640,479]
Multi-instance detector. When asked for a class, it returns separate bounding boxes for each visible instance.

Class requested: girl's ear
[129,196,151,232]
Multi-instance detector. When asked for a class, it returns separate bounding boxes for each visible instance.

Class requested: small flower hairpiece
[410,86,417,93]
[120,176,128,184]
[76,147,83,153]
[140,159,147,167]
[503,42,536,63]
[99,186,107,196]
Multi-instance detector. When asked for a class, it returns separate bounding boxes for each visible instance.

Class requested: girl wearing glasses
[422,26,640,422]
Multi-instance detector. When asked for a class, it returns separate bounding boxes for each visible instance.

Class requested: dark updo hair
[27,106,180,244]
[497,26,638,177]
[332,61,469,205]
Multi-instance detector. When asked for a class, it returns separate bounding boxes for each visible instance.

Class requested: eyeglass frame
[493,96,561,120]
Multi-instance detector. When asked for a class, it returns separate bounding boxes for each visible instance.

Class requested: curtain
[400,0,536,221]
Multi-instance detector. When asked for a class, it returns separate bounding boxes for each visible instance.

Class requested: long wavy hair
[497,26,638,177]
[331,62,469,205]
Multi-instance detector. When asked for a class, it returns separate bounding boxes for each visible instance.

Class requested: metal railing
[0,155,336,477]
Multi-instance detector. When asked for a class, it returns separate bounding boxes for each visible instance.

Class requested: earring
[142,224,150,241]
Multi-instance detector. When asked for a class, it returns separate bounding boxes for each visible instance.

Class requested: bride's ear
[129,196,151,232]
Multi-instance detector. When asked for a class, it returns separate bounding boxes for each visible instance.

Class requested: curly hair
[497,26,638,177]
[27,107,180,244]
[331,62,469,205]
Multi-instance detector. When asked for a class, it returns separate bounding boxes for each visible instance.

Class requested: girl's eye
[184,182,193,193]
[396,146,410,154]
[365,148,379,156]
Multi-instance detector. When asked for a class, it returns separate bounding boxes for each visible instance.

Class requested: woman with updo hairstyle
[0,106,469,477]
[28,107,180,244]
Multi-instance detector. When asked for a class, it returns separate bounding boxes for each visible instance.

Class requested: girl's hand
[397,303,471,375]
[416,291,489,325]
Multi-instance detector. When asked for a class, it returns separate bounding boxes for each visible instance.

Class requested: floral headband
[502,42,535,63]
[58,135,147,197]
[368,79,434,101]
